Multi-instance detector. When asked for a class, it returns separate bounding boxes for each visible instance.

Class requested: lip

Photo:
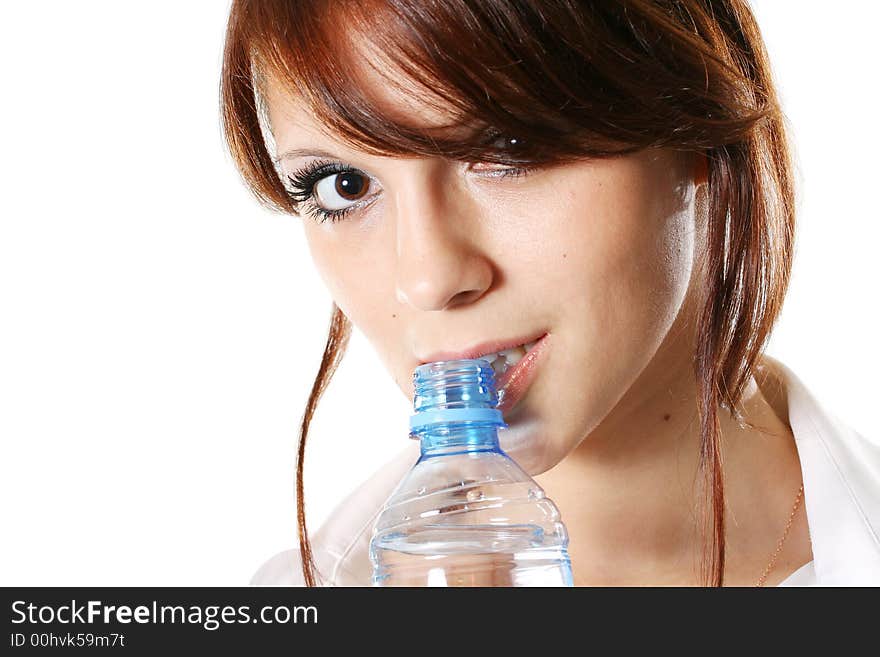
[495,332,550,417]
[417,329,549,365]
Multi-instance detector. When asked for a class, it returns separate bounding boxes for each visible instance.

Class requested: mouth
[490,333,550,417]
[416,330,550,417]
[478,336,541,386]
[418,330,547,367]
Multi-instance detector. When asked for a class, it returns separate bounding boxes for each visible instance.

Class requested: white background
[0,2,877,585]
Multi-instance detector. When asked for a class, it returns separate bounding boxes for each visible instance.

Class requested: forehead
[260,37,467,152]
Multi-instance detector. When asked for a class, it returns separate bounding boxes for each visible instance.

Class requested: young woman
[220,0,880,586]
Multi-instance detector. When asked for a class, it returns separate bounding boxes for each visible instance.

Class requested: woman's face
[263,73,707,475]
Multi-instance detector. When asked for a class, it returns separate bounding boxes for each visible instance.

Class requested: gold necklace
[755,483,805,587]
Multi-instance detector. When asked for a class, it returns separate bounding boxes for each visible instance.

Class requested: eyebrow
[273,147,342,164]
[274,122,493,165]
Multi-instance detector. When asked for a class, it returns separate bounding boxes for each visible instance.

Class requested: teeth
[500,346,527,367]
[489,356,508,378]
[482,343,531,379]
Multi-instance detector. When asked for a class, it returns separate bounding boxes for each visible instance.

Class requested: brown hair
[220,0,795,586]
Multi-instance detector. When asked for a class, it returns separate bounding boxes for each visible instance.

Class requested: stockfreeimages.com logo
[11,599,317,631]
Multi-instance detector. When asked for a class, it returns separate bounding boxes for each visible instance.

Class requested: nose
[393,170,494,312]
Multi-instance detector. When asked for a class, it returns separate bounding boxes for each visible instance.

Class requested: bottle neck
[415,422,501,457]
[409,358,507,458]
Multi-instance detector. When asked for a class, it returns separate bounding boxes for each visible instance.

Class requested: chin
[497,415,565,475]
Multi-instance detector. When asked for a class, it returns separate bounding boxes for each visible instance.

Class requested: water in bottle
[369,357,574,586]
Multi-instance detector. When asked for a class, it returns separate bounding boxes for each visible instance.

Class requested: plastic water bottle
[369,358,574,586]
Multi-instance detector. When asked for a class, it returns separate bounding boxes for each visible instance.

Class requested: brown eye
[469,131,533,172]
[334,171,368,200]
[315,171,372,209]
[469,134,535,177]
[489,133,527,158]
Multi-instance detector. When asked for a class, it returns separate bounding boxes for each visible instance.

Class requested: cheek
[593,183,691,352]
[590,188,693,332]
[527,158,696,423]
[303,225,387,323]
[303,224,404,366]
[521,159,695,327]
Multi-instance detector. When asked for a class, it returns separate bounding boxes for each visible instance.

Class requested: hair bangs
[243,0,650,168]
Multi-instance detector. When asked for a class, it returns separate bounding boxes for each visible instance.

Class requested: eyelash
[285,160,367,224]
[284,159,536,224]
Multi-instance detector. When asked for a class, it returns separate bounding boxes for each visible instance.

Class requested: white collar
[765,356,880,584]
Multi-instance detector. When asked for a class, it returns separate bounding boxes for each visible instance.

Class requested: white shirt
[251,355,880,586]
